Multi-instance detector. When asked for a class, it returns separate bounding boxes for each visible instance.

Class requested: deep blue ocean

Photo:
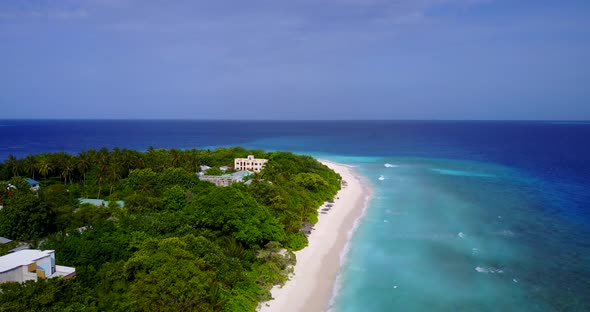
[1,120,589,311]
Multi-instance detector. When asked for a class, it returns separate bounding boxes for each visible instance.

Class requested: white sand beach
[258,160,372,312]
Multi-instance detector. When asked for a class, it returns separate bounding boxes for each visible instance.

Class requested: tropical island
[0,147,353,311]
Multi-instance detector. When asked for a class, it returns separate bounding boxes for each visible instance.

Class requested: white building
[234,155,268,172]
[26,178,40,192]
[79,198,125,208]
[198,175,234,187]
[198,165,211,176]
[0,250,75,284]
[231,170,252,183]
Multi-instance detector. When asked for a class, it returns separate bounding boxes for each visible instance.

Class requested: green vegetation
[0,147,340,311]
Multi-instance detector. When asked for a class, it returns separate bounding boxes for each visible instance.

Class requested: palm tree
[24,155,36,179]
[96,153,110,199]
[96,168,104,199]
[171,148,181,167]
[120,148,138,177]
[6,154,20,177]
[36,158,52,179]
[188,149,199,173]
[77,152,90,185]
[146,146,157,171]
[97,148,110,170]
[107,163,122,196]
[136,156,145,169]
[53,152,67,173]
[61,159,75,184]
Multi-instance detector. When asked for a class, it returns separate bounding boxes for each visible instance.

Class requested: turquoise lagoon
[324,156,589,312]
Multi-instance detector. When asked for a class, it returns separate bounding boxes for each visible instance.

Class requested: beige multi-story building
[234,155,268,172]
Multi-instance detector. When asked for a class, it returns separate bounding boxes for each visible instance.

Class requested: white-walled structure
[0,250,75,283]
[198,170,253,187]
[26,178,40,192]
[234,155,268,172]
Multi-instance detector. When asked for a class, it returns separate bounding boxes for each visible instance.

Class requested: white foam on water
[384,163,398,168]
[458,232,466,239]
[431,168,496,178]
[497,230,515,237]
[513,278,519,283]
[378,175,385,181]
[475,266,504,274]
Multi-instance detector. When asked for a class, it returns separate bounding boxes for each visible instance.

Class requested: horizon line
[1,118,590,122]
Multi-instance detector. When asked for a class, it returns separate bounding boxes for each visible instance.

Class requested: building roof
[26,178,40,186]
[232,170,252,178]
[79,198,125,207]
[54,265,76,277]
[0,236,12,244]
[8,244,31,254]
[235,155,267,161]
[0,250,54,273]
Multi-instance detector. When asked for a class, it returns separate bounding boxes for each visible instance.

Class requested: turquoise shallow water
[328,157,590,312]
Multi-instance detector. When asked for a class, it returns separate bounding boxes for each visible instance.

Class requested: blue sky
[1,0,589,119]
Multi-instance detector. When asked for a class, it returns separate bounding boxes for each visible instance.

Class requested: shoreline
[258,160,373,312]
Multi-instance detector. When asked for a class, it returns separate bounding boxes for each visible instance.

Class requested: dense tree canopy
[0,147,340,311]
